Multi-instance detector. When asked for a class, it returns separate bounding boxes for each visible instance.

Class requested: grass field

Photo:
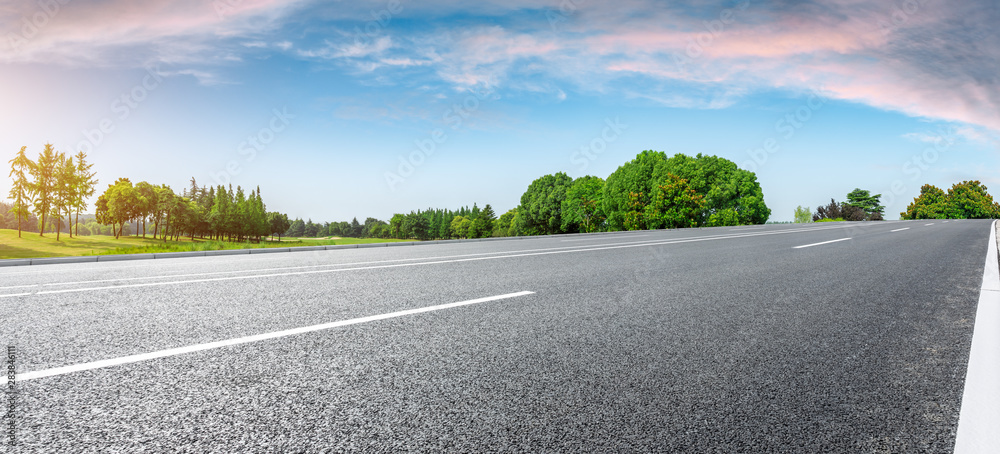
[0,229,414,260]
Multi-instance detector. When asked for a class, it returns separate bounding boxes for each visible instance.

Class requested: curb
[954,219,1000,453]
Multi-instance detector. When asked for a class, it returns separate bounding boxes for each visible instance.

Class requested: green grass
[0,229,414,260]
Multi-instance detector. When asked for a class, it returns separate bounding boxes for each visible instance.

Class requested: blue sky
[2,0,998,222]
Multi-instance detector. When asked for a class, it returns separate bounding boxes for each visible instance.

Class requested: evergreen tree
[7,146,35,238]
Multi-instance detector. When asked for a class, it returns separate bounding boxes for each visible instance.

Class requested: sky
[1,0,998,222]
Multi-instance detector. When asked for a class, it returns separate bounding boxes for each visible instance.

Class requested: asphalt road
[0,219,993,452]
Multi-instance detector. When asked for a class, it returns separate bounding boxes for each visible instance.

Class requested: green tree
[53,154,76,240]
[603,150,663,230]
[845,188,885,219]
[645,173,706,229]
[518,172,574,235]
[793,206,812,223]
[900,184,948,220]
[72,151,98,236]
[7,146,34,238]
[945,181,1000,219]
[30,144,60,235]
[286,218,305,237]
[561,176,605,233]
[450,215,468,239]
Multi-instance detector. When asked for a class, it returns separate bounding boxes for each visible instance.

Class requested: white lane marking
[7,222,893,294]
[890,228,910,232]
[955,220,1000,452]
[943,220,950,223]
[792,238,852,249]
[0,293,32,298]
[0,291,535,384]
[560,235,649,242]
[925,223,935,226]
[0,284,39,290]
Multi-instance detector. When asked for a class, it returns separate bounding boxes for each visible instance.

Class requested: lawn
[0,229,414,260]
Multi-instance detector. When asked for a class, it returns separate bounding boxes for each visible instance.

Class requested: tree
[7,146,34,238]
[30,144,60,235]
[644,173,706,229]
[813,198,843,222]
[473,204,496,238]
[286,218,305,237]
[72,151,98,236]
[450,215,468,239]
[845,188,885,220]
[939,181,998,219]
[561,176,605,233]
[793,206,812,223]
[518,172,574,235]
[53,154,76,240]
[134,181,158,238]
[603,151,769,230]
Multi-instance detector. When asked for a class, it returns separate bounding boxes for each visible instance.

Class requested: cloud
[3,0,997,134]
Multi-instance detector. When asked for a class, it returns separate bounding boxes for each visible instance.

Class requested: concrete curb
[955,219,1000,453]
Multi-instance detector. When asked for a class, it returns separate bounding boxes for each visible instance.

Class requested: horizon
[2,0,998,222]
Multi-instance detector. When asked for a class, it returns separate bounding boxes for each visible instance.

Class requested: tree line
[6,143,292,243]
[95,178,291,243]
[7,144,98,239]
[289,151,770,241]
[900,181,1000,219]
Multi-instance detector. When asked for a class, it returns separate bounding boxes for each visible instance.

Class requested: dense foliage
[900,181,1000,219]
[813,188,884,222]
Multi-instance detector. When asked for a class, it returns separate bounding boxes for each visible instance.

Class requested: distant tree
[493,208,517,237]
[350,217,362,237]
[845,188,885,220]
[7,146,34,238]
[645,173,706,229]
[450,215,468,239]
[561,176,605,233]
[518,172,574,235]
[945,181,1000,219]
[410,214,431,240]
[286,218,305,237]
[53,154,76,240]
[813,198,843,222]
[72,151,98,236]
[30,144,60,235]
[900,184,948,220]
[134,181,158,237]
[793,206,812,223]
[267,212,292,241]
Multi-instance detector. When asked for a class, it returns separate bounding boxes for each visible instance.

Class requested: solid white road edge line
[792,238,852,249]
[954,220,1000,453]
[0,291,535,385]
[890,228,910,232]
[560,235,649,242]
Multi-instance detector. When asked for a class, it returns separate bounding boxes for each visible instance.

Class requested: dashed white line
[792,238,852,249]
[0,292,32,298]
[0,291,535,384]
[925,223,935,226]
[890,228,910,232]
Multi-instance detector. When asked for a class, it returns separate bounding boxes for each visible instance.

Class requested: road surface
[0,220,994,452]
